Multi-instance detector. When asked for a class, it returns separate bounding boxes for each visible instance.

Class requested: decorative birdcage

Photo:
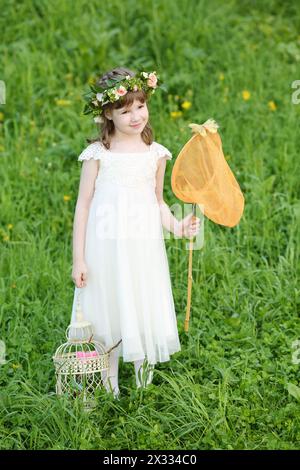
[52,288,122,411]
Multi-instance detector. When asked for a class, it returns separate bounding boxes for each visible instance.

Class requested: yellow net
[171,119,244,227]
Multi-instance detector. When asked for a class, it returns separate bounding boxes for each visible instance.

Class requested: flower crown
[83,71,165,123]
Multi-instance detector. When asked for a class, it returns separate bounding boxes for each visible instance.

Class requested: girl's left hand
[180,213,201,238]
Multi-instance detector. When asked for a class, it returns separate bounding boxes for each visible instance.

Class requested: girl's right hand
[72,261,88,288]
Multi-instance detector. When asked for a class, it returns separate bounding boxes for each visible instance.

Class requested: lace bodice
[77,141,172,189]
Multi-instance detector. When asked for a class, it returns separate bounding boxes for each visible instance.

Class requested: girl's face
[106,99,149,135]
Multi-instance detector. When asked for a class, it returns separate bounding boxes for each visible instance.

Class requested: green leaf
[262,175,276,192]
[89,84,104,93]
[106,77,123,87]
[83,93,93,102]
[83,105,93,115]
[287,382,300,401]
[224,313,241,327]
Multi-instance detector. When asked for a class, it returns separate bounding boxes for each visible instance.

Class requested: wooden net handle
[184,203,197,333]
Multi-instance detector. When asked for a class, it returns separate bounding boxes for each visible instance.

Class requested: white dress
[70,140,181,365]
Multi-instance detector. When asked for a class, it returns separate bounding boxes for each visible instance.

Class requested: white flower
[92,100,99,106]
[96,92,104,101]
[94,116,104,123]
[142,72,149,78]
[125,75,131,79]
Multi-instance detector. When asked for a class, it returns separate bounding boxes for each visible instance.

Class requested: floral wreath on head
[82,71,166,123]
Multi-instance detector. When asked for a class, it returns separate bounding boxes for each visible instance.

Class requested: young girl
[70,67,200,398]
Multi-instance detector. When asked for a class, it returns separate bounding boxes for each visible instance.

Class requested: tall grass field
[0,0,299,450]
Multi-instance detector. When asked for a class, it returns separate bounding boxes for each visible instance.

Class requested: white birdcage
[52,288,121,411]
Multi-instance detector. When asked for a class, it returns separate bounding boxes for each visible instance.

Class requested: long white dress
[70,140,181,365]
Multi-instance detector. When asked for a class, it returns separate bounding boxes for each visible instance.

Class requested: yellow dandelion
[63,195,71,201]
[7,224,13,230]
[181,100,192,110]
[268,100,277,111]
[242,90,251,101]
[12,363,21,369]
[0,112,4,122]
[219,73,225,81]
[170,111,183,119]
[55,99,72,106]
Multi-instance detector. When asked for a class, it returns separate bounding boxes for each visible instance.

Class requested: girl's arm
[155,157,182,236]
[72,160,99,287]
[155,157,201,238]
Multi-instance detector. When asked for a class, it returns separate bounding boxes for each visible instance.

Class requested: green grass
[0,0,300,450]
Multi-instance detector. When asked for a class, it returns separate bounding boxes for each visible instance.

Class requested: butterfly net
[171,130,244,227]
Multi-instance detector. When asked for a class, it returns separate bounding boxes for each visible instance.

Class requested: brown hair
[86,67,154,149]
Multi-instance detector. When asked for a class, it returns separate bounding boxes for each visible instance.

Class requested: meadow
[0,0,299,450]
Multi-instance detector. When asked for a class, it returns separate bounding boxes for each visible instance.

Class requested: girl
[70,67,200,399]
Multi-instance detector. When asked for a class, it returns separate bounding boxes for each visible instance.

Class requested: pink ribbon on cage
[76,351,99,360]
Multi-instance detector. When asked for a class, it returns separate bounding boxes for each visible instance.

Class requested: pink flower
[115,86,127,96]
[147,73,157,88]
